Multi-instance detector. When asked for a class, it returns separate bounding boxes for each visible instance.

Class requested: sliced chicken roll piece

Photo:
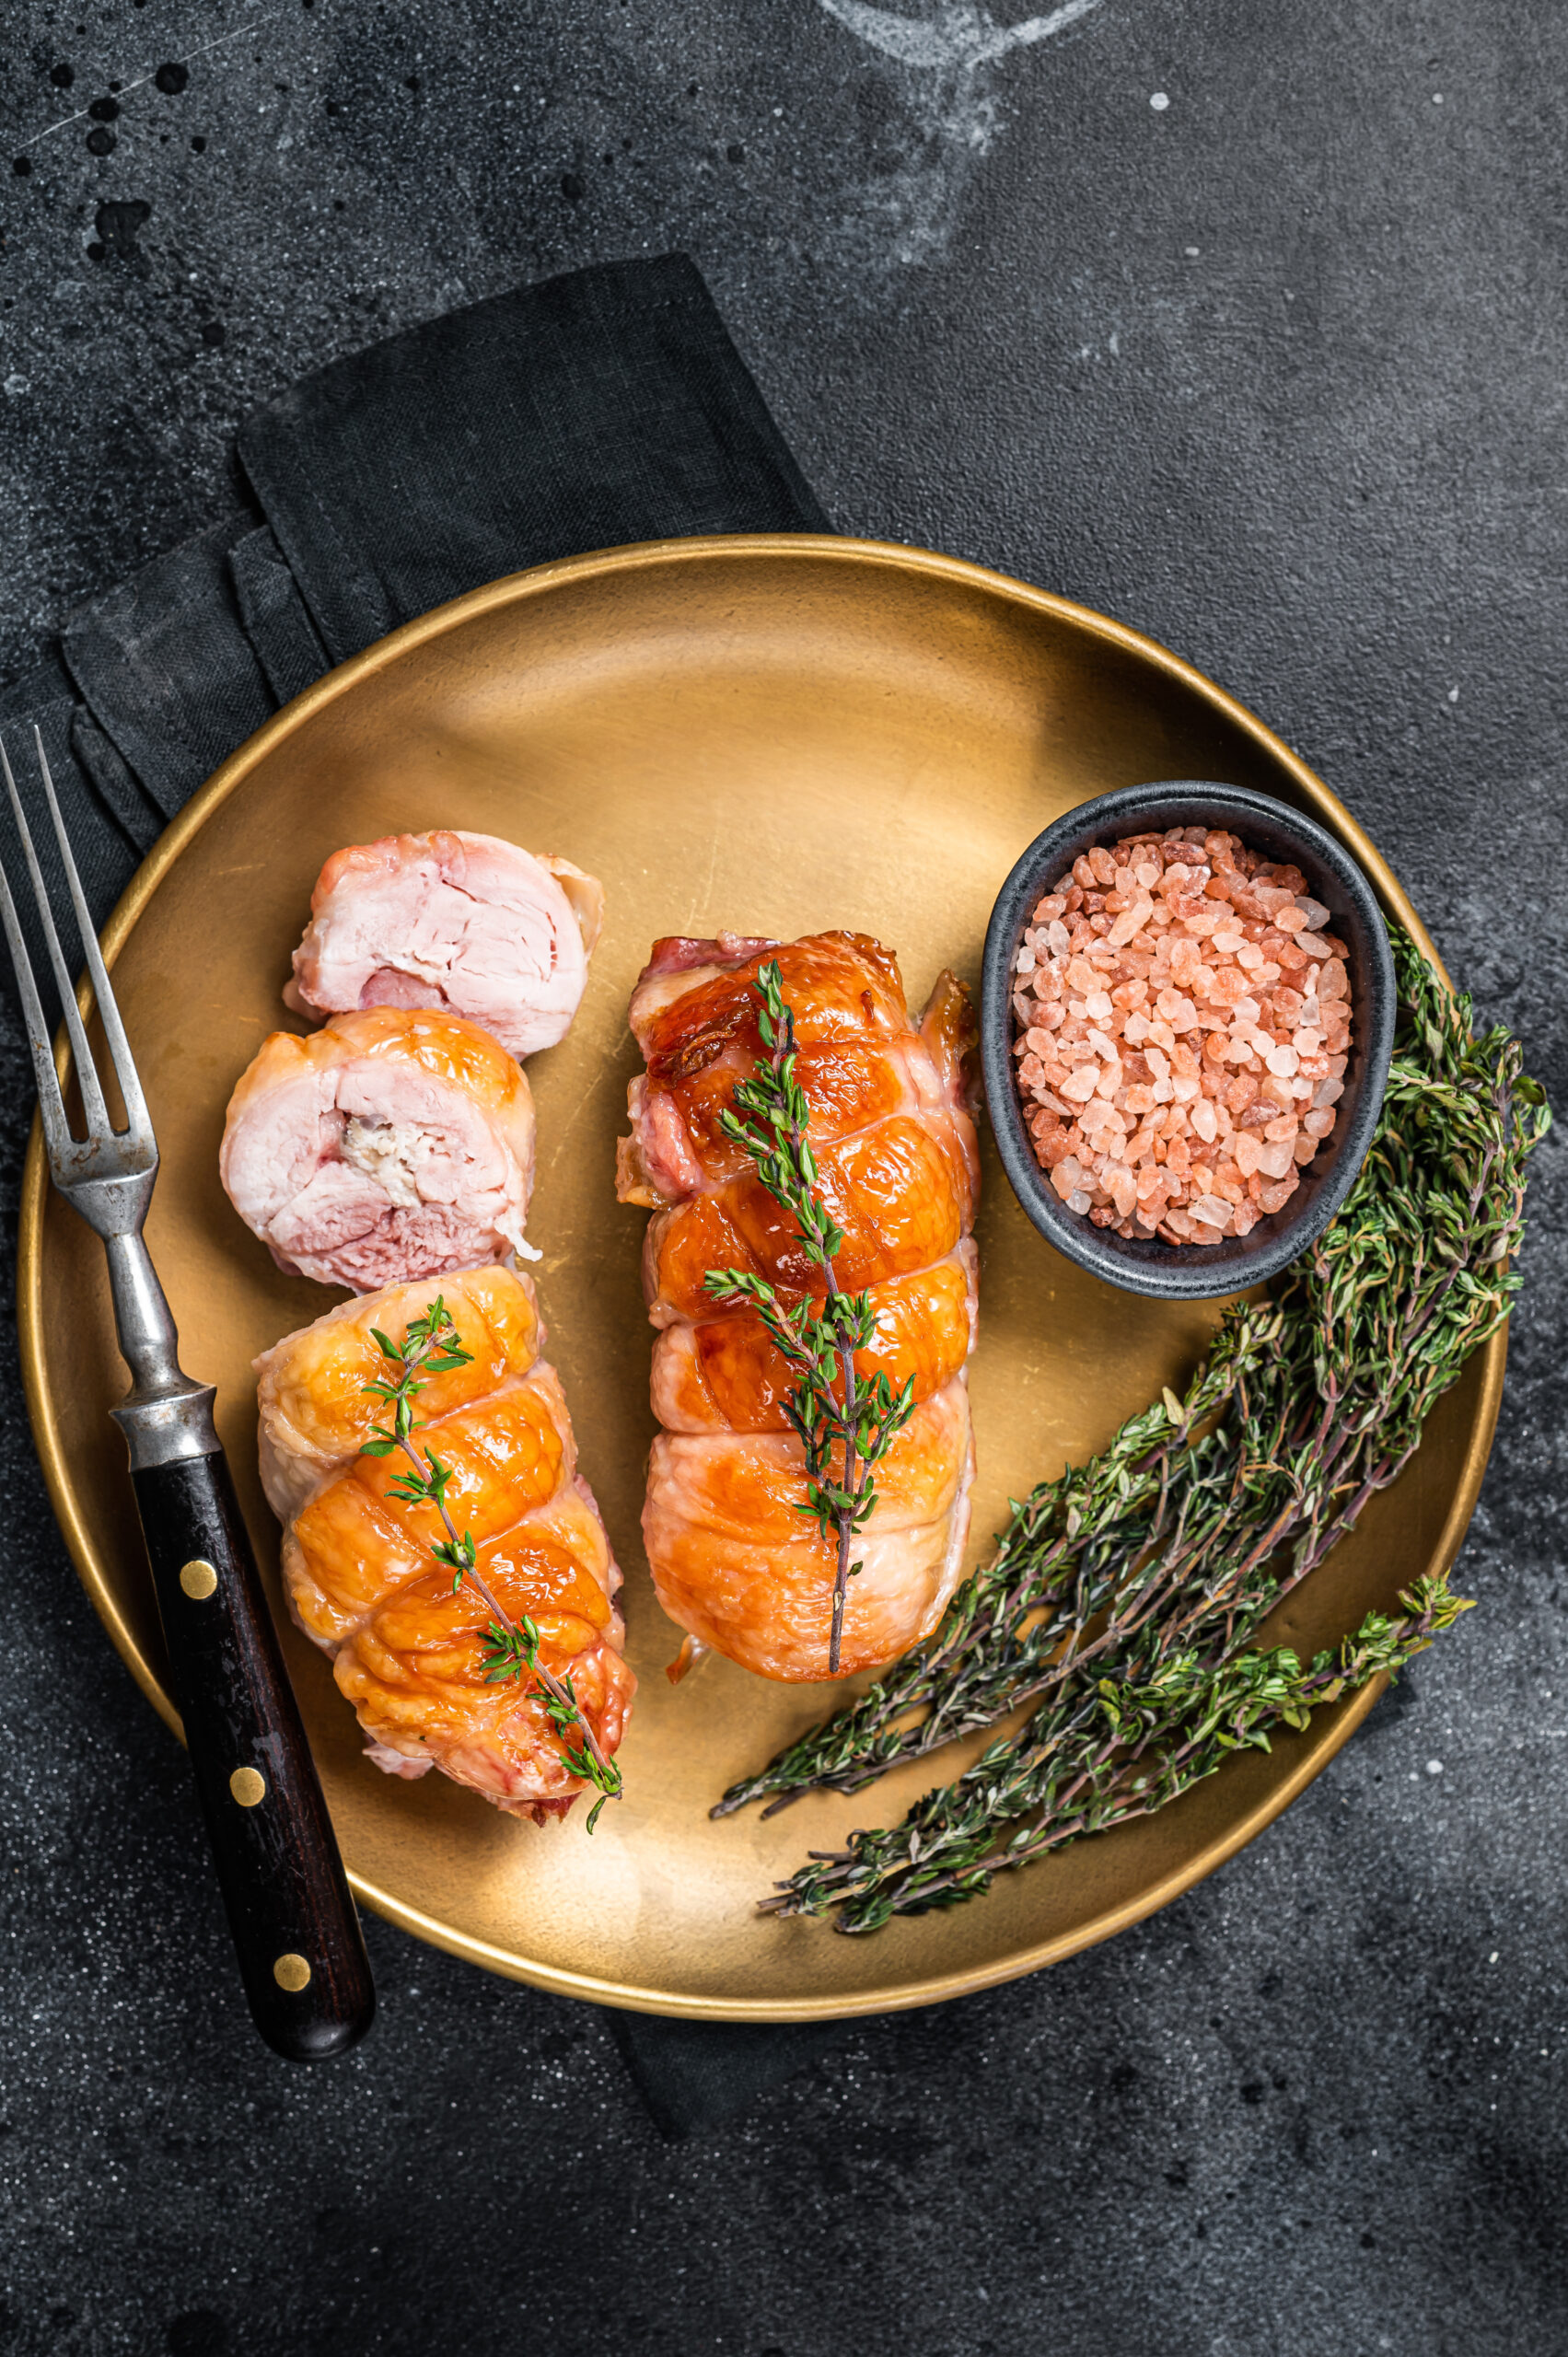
[256,1266,634,1822]
[285,828,603,1060]
[619,929,981,1682]
[221,1007,536,1294]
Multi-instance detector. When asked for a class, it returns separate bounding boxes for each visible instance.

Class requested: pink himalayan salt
[1011,826,1354,1245]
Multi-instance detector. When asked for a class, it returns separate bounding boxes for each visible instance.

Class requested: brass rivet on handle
[273,1953,312,1992]
[229,1767,266,1808]
[179,1558,218,1599]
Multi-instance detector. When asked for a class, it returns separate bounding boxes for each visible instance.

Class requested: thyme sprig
[362,1299,623,1830]
[703,959,917,1674]
[761,1571,1474,1927]
[719,933,1548,1929]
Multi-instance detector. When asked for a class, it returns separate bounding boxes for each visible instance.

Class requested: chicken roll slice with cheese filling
[221,1007,536,1294]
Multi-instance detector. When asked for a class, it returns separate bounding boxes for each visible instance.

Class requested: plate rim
[17,532,1506,2018]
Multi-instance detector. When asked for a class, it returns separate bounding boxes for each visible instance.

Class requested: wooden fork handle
[131,1446,376,2061]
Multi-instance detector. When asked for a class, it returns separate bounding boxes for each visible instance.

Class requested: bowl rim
[980,777,1397,1301]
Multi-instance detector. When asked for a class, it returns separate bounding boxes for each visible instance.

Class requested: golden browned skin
[256,1266,634,1820]
[618,932,980,1682]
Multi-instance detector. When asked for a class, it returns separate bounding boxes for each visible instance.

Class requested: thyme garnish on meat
[361,1300,623,1829]
[718,932,1548,1929]
[704,959,918,1674]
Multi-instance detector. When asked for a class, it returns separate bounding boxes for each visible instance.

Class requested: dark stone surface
[2,3,1565,2351]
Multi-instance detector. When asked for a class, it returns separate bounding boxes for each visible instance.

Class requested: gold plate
[19,536,1502,2020]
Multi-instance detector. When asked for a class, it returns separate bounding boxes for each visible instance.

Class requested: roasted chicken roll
[618,930,981,1682]
[256,1266,634,1821]
[221,1007,536,1293]
[285,828,604,1061]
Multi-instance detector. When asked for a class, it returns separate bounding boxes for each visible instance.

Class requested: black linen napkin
[238,256,826,666]
[1,253,846,2136]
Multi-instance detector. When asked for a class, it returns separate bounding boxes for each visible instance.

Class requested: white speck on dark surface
[0,1,1565,2352]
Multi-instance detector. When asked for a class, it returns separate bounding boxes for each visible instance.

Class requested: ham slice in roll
[221,1007,536,1293]
[285,829,603,1061]
[618,930,981,1682]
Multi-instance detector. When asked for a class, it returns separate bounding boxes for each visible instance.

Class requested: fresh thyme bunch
[704,959,917,1674]
[362,1299,623,1830]
[760,1570,1474,1927]
[719,932,1548,1929]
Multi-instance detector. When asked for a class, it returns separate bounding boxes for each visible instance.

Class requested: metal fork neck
[102,1231,220,1469]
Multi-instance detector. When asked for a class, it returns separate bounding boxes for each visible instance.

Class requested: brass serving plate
[19,537,1502,2020]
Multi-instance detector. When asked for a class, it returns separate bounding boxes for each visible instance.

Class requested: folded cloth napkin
[0,252,845,2137]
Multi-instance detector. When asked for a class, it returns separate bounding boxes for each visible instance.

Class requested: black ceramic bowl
[981,781,1396,1300]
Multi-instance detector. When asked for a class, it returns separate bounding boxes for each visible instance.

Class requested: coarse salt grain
[1010,828,1354,1244]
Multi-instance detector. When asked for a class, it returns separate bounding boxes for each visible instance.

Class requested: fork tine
[0,810,77,1171]
[31,726,153,1147]
[0,734,113,1140]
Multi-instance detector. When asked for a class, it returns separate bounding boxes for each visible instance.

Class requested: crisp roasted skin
[618,930,980,1681]
[220,1007,536,1294]
[285,828,604,1061]
[255,1266,633,1820]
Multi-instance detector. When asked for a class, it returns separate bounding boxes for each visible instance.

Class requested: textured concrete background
[2,2,1566,2351]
